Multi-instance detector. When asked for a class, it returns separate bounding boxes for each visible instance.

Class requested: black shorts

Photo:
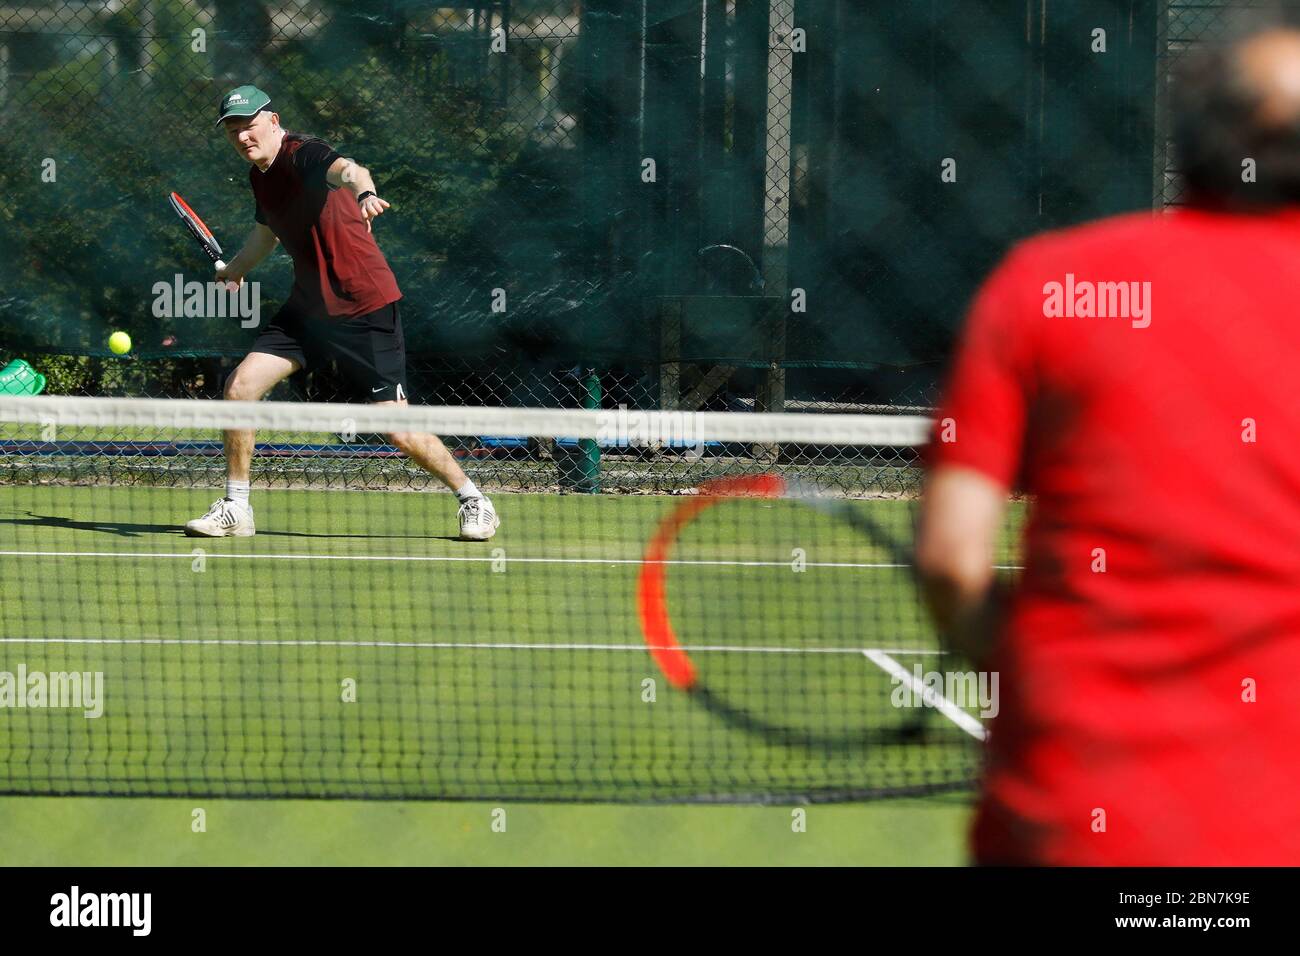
[251,300,407,402]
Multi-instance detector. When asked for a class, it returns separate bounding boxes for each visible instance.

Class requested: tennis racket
[168,191,226,271]
[637,474,990,755]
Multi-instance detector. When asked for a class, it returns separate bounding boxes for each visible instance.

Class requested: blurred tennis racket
[637,474,989,752]
[168,191,226,271]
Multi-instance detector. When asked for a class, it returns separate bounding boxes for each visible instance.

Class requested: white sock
[226,479,250,505]
[455,479,481,501]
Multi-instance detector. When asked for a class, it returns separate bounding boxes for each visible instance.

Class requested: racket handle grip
[214,259,227,272]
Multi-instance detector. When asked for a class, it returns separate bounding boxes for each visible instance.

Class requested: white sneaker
[185,497,256,537]
[458,495,499,541]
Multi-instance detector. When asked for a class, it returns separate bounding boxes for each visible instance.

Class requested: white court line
[0,550,1024,571]
[0,636,947,655]
[0,549,901,569]
[862,649,988,741]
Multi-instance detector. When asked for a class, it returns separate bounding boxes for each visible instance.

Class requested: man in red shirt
[918,28,1300,864]
[185,85,499,541]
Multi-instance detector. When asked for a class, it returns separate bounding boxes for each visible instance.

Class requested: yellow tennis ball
[108,332,132,355]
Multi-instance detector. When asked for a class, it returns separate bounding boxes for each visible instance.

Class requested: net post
[554,367,603,493]
[576,368,602,493]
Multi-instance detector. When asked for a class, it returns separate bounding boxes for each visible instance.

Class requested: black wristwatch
[356,190,376,204]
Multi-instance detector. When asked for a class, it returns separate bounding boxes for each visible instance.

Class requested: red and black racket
[168,191,226,271]
[636,474,990,755]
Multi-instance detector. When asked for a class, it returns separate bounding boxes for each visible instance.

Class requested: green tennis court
[0,483,990,802]
[0,794,976,866]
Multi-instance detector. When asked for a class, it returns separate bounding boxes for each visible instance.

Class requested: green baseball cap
[215,85,271,126]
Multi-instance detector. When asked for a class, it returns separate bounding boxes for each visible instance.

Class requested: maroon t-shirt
[250,132,401,318]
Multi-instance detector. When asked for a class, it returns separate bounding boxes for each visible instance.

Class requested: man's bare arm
[325,157,390,231]
[915,465,1009,665]
[216,223,279,286]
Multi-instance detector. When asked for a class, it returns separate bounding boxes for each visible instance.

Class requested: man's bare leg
[223,352,302,480]
[184,352,300,537]
[381,398,498,540]
[378,397,469,490]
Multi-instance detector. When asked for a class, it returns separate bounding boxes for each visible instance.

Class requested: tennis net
[0,395,1001,802]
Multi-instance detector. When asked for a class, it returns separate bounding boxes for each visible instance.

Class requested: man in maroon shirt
[185,86,498,541]
[918,26,1300,864]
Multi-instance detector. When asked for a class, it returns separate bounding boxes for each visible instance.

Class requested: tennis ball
[108,332,132,355]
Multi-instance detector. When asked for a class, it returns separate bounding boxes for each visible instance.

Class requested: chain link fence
[0,0,963,412]
[1158,0,1258,207]
[0,0,1265,491]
